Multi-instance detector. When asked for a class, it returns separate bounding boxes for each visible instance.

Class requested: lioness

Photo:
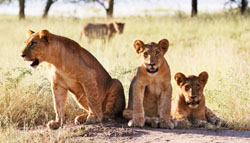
[21,30,125,130]
[172,72,227,129]
[123,39,174,129]
[80,22,125,42]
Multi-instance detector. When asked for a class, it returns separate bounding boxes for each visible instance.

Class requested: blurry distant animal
[80,22,125,42]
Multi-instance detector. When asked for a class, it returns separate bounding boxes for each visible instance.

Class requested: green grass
[0,13,250,141]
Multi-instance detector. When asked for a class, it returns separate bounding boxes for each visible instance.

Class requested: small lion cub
[123,39,174,129]
[171,72,227,129]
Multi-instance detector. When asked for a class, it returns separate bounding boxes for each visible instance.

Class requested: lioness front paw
[145,117,160,128]
[47,120,61,130]
[75,114,88,125]
[159,119,174,129]
[128,117,145,127]
[86,114,101,124]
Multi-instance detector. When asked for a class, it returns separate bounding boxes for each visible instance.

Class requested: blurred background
[0,0,249,19]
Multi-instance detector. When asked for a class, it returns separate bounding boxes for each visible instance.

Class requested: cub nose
[21,54,26,57]
[191,96,196,99]
[149,63,155,66]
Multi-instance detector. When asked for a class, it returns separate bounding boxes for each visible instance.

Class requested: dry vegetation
[0,13,249,142]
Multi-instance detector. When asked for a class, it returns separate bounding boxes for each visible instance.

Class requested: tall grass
[0,13,249,136]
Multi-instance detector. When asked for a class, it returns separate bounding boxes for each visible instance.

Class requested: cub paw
[210,118,228,127]
[159,119,174,129]
[205,122,217,130]
[75,114,88,125]
[176,120,191,129]
[145,117,160,128]
[86,114,101,124]
[128,117,145,127]
[47,120,61,130]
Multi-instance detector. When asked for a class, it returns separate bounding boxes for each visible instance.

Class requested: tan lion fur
[171,72,227,129]
[21,29,125,130]
[80,22,125,42]
[123,39,174,129]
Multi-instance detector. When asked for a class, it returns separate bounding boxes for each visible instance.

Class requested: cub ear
[158,39,169,54]
[27,29,35,37]
[174,72,186,86]
[133,40,145,54]
[39,29,50,44]
[198,71,209,86]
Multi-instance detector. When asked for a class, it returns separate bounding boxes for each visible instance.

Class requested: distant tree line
[193,0,249,17]
[0,0,249,20]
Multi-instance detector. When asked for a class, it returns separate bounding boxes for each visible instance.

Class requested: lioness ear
[27,29,35,37]
[133,40,145,54]
[198,71,209,86]
[39,30,49,44]
[158,39,169,54]
[174,72,186,86]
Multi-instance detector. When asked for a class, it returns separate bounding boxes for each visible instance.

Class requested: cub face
[174,72,208,108]
[133,39,169,76]
[114,22,125,34]
[21,30,50,68]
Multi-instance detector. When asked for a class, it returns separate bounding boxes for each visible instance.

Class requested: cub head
[174,72,208,108]
[133,39,169,76]
[21,29,50,68]
[114,22,125,34]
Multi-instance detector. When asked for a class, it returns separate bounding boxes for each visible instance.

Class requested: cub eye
[197,84,200,89]
[155,51,160,57]
[144,52,148,58]
[185,86,190,91]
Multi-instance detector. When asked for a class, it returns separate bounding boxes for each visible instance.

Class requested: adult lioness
[80,22,125,42]
[172,72,227,129]
[21,30,125,130]
[123,39,174,129]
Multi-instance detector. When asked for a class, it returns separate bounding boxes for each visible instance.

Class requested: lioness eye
[144,52,148,58]
[185,86,190,91]
[156,51,160,56]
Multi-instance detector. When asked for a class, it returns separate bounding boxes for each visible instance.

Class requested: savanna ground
[0,12,250,142]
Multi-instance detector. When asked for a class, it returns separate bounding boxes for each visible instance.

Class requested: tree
[241,0,248,14]
[69,0,114,18]
[226,0,249,15]
[96,0,113,18]
[19,0,25,19]
[191,0,198,17]
[43,0,57,18]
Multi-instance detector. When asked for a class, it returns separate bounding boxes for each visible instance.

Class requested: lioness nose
[191,96,196,99]
[149,63,155,66]
[21,54,26,57]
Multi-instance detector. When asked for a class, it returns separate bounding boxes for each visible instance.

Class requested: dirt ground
[29,120,250,143]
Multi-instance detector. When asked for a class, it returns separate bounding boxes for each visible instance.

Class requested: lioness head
[114,22,125,34]
[21,29,50,68]
[133,39,169,75]
[174,72,208,108]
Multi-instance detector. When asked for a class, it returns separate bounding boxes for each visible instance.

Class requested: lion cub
[123,39,174,129]
[80,22,125,42]
[172,72,227,129]
[21,30,125,130]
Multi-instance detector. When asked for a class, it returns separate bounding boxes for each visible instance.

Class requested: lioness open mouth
[30,58,39,67]
[146,68,159,74]
[187,100,200,105]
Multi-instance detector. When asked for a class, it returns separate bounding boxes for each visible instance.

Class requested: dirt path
[61,122,250,143]
[24,122,250,143]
